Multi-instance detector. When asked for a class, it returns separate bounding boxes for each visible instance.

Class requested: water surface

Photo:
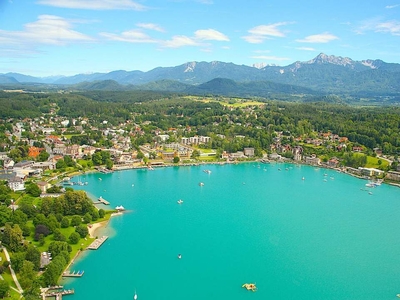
[66,163,400,299]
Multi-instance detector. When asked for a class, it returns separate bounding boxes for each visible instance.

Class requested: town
[1,93,399,194]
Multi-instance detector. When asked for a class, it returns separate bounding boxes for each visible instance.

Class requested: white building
[8,177,25,191]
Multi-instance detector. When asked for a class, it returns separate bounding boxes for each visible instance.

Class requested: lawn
[365,155,390,169]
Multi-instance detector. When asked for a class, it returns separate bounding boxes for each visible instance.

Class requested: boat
[177,199,183,204]
[177,254,182,259]
[134,290,137,300]
[242,283,257,292]
[203,169,211,174]
[199,182,204,186]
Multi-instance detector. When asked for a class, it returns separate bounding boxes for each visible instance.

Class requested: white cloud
[136,23,165,32]
[197,0,213,4]
[100,30,157,43]
[0,15,93,47]
[385,4,399,9]
[37,0,147,10]
[243,22,289,44]
[162,35,201,48]
[251,55,290,61]
[356,18,400,36]
[375,20,400,35]
[296,32,338,43]
[194,29,229,41]
[296,47,316,51]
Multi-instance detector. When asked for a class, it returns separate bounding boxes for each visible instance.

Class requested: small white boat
[178,254,182,259]
[115,205,125,211]
[134,290,137,300]
[199,182,204,186]
[177,199,183,204]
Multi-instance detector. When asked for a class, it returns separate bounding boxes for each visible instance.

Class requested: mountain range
[1,53,400,97]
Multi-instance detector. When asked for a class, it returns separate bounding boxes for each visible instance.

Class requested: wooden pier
[87,236,108,250]
[62,270,84,277]
[96,196,110,205]
[42,286,74,299]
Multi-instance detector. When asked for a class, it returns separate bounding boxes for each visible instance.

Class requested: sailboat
[134,290,137,300]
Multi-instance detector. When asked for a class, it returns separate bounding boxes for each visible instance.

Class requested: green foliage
[48,241,71,258]
[25,183,41,197]
[19,260,36,289]
[53,229,66,242]
[68,232,80,244]
[71,215,82,226]
[25,245,41,271]
[75,224,88,238]
[37,150,50,162]
[42,254,67,286]
[342,152,367,168]
[10,252,25,273]
[0,280,10,298]
[61,217,70,228]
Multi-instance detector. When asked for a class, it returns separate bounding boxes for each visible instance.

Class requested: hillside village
[1,100,400,194]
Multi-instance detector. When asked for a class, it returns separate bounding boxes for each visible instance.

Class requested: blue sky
[0,0,399,76]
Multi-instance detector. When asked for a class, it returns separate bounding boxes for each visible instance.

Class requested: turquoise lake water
[65,163,400,300]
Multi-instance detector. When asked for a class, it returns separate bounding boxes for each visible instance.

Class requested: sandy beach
[88,220,108,238]
[88,212,123,238]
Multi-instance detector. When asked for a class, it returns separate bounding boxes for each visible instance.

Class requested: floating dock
[87,236,108,250]
[62,270,84,277]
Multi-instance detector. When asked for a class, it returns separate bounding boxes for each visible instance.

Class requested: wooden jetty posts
[62,270,84,277]
[87,235,108,250]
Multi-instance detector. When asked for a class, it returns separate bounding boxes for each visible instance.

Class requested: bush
[68,232,80,244]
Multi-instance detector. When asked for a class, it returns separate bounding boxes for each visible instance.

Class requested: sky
[0,0,399,77]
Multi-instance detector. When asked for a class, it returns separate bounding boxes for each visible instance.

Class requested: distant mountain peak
[184,62,197,73]
[307,53,354,67]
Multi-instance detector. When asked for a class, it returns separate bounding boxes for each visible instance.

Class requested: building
[292,146,303,161]
[244,148,255,157]
[37,181,50,193]
[304,154,321,165]
[8,177,25,191]
[386,171,400,182]
[28,146,44,159]
[359,167,385,177]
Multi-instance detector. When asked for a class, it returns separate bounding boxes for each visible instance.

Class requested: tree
[75,224,88,238]
[56,159,67,169]
[71,215,82,226]
[25,245,41,271]
[83,213,92,224]
[37,150,50,162]
[0,280,10,298]
[34,224,50,241]
[98,209,105,218]
[48,241,71,258]
[25,183,41,197]
[19,260,36,290]
[61,217,70,228]
[68,232,80,244]
[105,158,113,170]
[173,156,180,163]
[10,252,25,273]
[9,224,24,252]
[53,229,66,242]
